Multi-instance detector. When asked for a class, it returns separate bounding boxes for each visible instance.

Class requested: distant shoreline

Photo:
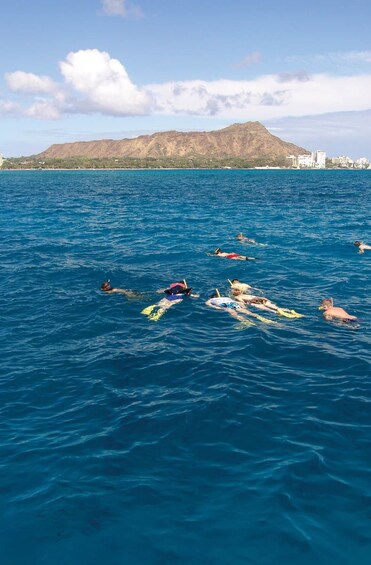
[1,167,369,172]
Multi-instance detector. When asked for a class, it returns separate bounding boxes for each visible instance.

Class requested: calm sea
[0,169,370,564]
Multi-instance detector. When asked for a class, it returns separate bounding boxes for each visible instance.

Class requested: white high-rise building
[297,154,314,168]
[314,150,326,168]
[354,157,369,169]
[0,154,3,167]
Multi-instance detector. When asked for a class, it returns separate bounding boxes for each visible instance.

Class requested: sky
[1,0,371,159]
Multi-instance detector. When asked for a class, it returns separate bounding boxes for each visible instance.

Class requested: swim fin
[276,308,304,318]
[141,304,156,316]
[235,319,255,330]
[255,314,279,325]
[148,307,166,321]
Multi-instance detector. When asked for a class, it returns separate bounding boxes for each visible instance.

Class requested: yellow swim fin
[141,304,156,316]
[276,308,304,319]
[235,319,255,330]
[148,307,166,321]
[255,314,279,325]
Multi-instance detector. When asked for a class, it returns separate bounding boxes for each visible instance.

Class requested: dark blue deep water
[0,169,370,564]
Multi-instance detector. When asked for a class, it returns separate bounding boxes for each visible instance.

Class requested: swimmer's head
[319,298,333,310]
[215,248,222,254]
[231,278,240,284]
[209,292,219,298]
[101,281,112,292]
[236,233,243,238]
[354,241,361,247]
[231,287,242,295]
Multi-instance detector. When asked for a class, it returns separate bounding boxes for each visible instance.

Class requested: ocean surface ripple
[0,169,370,564]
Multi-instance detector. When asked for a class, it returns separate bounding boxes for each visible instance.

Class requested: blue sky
[1,0,371,158]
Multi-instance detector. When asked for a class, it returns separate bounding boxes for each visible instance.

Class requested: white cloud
[236,52,262,68]
[146,73,371,120]
[59,49,152,115]
[101,0,142,18]
[2,49,371,125]
[24,100,61,119]
[286,50,371,67]
[337,50,371,63]
[0,99,20,115]
[5,71,56,94]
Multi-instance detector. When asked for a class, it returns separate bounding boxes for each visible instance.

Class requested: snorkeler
[209,248,256,261]
[354,241,371,254]
[230,284,303,318]
[319,298,357,322]
[205,291,277,325]
[141,280,196,321]
[228,278,263,294]
[236,233,266,246]
[100,281,144,299]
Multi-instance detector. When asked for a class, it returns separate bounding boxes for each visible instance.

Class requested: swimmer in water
[230,286,303,318]
[236,233,267,246]
[229,278,263,294]
[319,298,357,322]
[100,281,144,299]
[209,248,256,261]
[205,291,277,325]
[141,280,197,321]
[354,241,371,254]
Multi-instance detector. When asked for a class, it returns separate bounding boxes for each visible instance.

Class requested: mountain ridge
[36,121,310,161]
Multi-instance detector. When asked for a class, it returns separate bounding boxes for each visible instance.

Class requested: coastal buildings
[0,154,3,168]
[287,151,327,169]
[287,151,369,169]
[330,155,369,169]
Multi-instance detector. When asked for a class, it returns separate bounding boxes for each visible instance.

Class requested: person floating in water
[228,278,263,294]
[205,291,277,326]
[100,281,144,299]
[141,280,196,321]
[319,298,357,322]
[230,283,303,319]
[208,248,256,261]
[354,241,371,254]
[236,233,267,246]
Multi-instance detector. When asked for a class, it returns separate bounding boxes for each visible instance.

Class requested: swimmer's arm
[250,286,263,293]
[110,288,131,294]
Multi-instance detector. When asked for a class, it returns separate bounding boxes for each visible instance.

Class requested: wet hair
[215,248,222,254]
[101,281,112,291]
[354,241,361,246]
[231,278,240,284]
[320,298,333,309]
[209,292,219,298]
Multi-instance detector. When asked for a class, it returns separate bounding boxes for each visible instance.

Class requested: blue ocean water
[0,169,370,565]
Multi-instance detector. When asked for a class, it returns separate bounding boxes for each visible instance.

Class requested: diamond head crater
[5,121,310,169]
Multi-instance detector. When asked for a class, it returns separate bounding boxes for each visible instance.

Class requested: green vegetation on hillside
[3,155,290,170]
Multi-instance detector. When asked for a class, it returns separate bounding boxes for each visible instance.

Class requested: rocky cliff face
[37,122,309,160]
